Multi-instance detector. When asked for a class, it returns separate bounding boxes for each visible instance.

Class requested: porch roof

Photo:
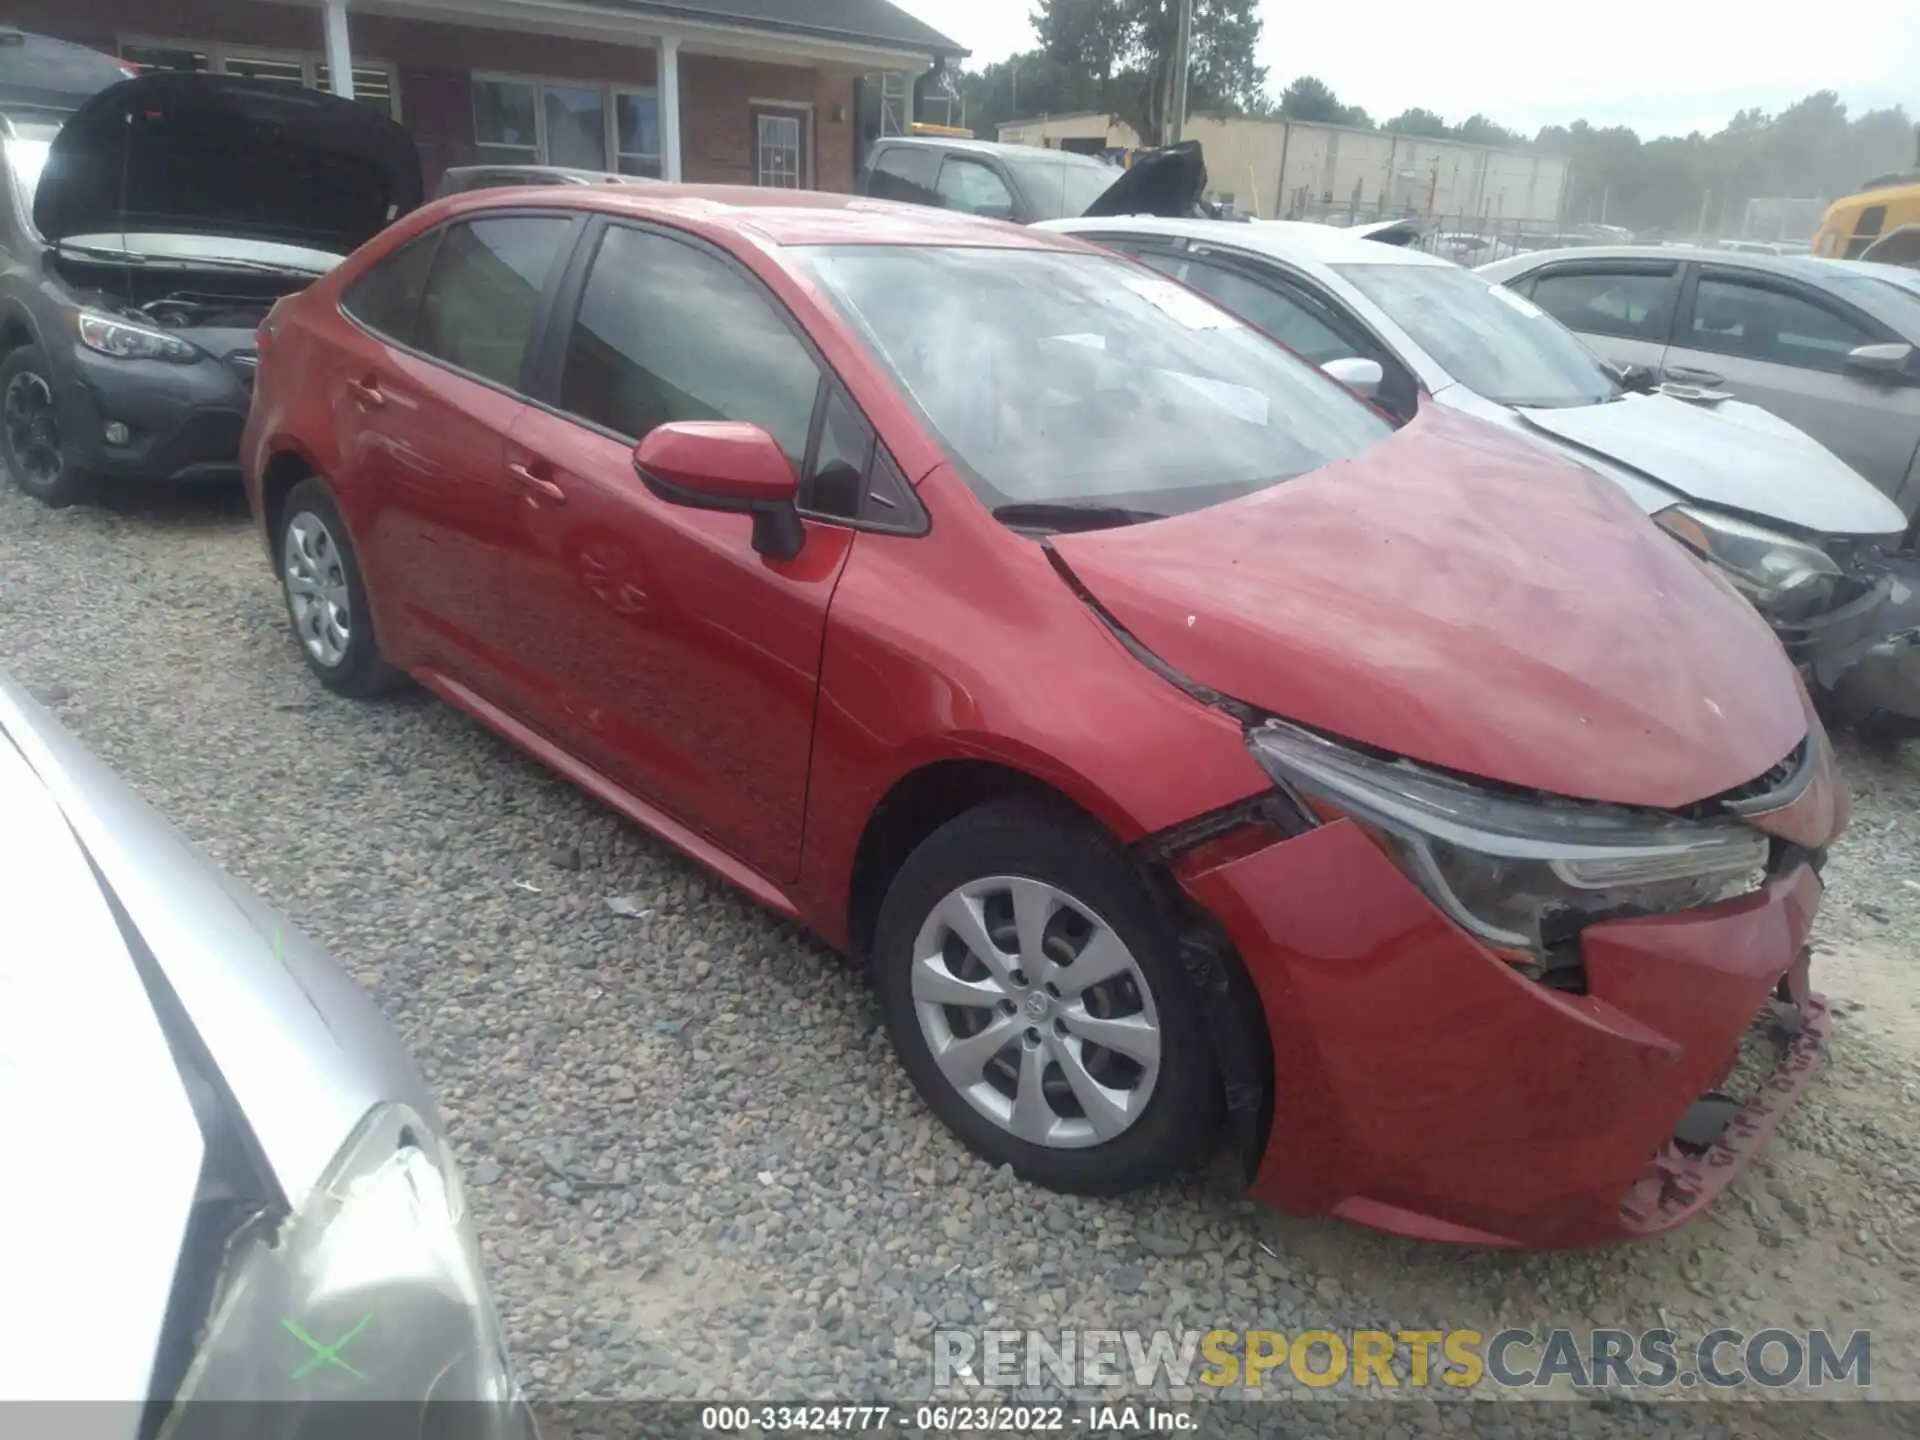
[342,0,966,69]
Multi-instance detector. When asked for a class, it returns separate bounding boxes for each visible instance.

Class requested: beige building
[997,112,1570,227]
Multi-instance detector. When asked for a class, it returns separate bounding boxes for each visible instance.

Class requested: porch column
[659,35,682,182]
[322,0,355,99]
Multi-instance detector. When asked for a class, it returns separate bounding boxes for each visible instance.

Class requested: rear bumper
[54,345,250,481]
[1181,818,1830,1249]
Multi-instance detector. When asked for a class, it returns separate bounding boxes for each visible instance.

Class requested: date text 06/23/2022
[697,1405,1196,1433]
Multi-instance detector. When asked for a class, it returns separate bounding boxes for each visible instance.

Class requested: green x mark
[283,1313,373,1381]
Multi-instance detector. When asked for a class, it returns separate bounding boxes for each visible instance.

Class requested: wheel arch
[0,300,41,357]
[259,445,323,555]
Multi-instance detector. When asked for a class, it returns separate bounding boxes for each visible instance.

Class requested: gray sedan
[1479,246,1920,517]
[0,671,531,1429]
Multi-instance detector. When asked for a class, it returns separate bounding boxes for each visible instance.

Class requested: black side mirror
[1611,362,1659,394]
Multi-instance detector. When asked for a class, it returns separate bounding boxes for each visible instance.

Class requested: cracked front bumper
[1782,553,1920,723]
[1181,819,1831,1249]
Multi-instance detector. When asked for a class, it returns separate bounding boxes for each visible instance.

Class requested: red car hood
[1050,408,1807,809]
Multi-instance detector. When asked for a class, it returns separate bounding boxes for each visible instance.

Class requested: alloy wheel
[2,370,63,490]
[910,876,1162,1149]
[284,511,352,666]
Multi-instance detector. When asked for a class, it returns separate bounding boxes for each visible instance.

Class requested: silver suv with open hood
[1043,214,1920,736]
[1,63,421,505]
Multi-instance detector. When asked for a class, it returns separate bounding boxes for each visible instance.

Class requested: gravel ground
[3,477,1917,1426]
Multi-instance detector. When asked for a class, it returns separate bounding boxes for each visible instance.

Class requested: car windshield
[1335,262,1621,409]
[1008,158,1120,220]
[793,244,1393,519]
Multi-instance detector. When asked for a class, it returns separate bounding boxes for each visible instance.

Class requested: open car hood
[1080,139,1208,218]
[1515,392,1906,539]
[1050,408,1807,810]
[34,72,422,253]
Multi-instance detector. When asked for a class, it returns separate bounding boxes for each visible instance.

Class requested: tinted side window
[867,147,940,205]
[936,157,1017,219]
[1528,267,1677,342]
[559,225,821,465]
[417,216,573,386]
[341,230,442,344]
[1688,276,1877,371]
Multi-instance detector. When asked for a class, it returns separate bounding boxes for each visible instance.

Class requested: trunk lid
[34,72,422,254]
[1050,407,1808,809]
[1516,391,1906,540]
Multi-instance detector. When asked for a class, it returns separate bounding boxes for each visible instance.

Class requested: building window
[474,75,661,177]
[120,38,400,119]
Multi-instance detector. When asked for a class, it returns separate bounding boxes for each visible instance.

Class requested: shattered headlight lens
[162,1103,533,1437]
[75,308,203,363]
[1655,503,1840,615]
[1247,720,1770,958]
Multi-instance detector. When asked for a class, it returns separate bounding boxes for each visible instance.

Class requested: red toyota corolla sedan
[242,186,1846,1248]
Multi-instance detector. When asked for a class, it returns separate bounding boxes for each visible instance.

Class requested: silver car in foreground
[1041,215,1920,733]
[0,672,530,1433]
[1478,245,1920,514]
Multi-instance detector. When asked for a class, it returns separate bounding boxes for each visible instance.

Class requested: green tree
[1278,75,1348,125]
[1034,0,1268,143]
[1383,107,1451,139]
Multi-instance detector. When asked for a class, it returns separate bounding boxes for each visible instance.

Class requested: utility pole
[1166,0,1193,146]
[1696,188,1713,241]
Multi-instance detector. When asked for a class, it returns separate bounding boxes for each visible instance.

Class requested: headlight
[162,1104,532,1437]
[1655,504,1839,616]
[1247,720,1770,961]
[75,308,203,363]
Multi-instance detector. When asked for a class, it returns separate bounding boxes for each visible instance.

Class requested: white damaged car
[1043,214,1920,736]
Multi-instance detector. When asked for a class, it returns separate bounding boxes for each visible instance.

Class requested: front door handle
[1664,365,1726,387]
[344,377,387,408]
[508,462,567,505]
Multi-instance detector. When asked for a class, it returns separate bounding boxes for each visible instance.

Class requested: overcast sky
[891,0,1920,139]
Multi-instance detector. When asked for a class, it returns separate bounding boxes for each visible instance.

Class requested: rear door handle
[1664,365,1725,386]
[344,378,387,408]
[508,462,567,505]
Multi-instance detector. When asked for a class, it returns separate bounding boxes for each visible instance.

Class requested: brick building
[8,0,964,196]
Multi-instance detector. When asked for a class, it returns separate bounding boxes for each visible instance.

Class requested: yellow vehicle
[1813,168,1920,265]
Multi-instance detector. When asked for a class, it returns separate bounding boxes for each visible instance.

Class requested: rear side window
[558,225,821,466]
[416,216,573,387]
[1528,266,1678,343]
[341,230,442,344]
[1168,257,1360,364]
[866,147,940,206]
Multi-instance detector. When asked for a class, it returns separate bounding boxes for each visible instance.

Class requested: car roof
[872,135,1117,169]
[435,182,1084,251]
[1047,214,1458,269]
[1486,242,1863,277]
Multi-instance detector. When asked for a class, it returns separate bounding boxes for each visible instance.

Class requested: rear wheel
[1,345,90,507]
[874,797,1217,1194]
[279,477,404,697]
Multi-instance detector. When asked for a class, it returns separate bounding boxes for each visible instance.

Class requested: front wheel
[1,345,90,507]
[874,797,1218,1195]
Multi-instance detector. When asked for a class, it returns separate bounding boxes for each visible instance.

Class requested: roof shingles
[593,0,966,57]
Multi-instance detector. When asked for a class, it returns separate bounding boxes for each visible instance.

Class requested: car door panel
[497,221,851,880]
[1668,268,1918,495]
[502,408,852,881]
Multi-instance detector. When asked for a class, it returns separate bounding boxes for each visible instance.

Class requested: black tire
[1852,711,1920,750]
[0,344,91,507]
[874,796,1218,1195]
[278,477,405,697]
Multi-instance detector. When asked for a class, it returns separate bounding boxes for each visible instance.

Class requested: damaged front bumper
[1779,550,1920,724]
[1180,820,1830,1248]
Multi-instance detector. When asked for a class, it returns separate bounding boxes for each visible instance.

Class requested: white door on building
[752,107,809,188]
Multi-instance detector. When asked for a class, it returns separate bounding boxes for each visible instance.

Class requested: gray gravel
[2,476,1917,1419]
